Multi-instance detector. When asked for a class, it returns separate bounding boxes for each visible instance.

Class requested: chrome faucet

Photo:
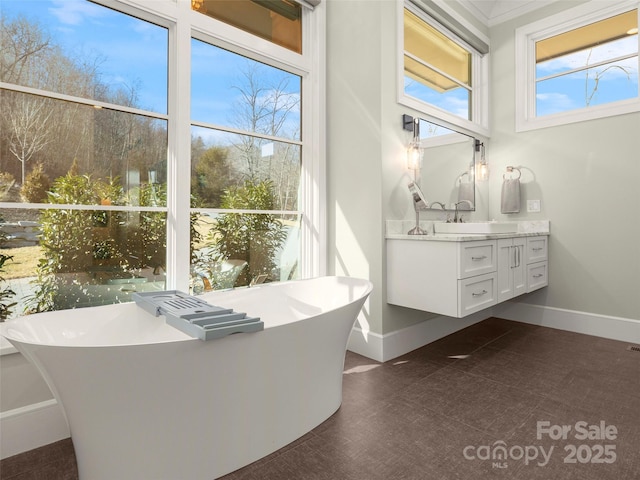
[452,200,473,223]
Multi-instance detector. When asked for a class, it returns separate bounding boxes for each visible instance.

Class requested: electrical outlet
[527,199,541,213]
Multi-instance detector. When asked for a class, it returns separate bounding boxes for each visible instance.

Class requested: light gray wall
[327,0,639,345]
[489,1,640,320]
[326,0,384,335]
[327,0,446,336]
[327,0,489,337]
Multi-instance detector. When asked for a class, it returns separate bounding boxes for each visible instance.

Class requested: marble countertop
[386,220,550,242]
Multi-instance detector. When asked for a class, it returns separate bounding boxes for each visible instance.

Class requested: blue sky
[1,0,301,142]
[190,38,301,136]
[536,35,639,116]
[2,0,169,113]
[404,76,471,120]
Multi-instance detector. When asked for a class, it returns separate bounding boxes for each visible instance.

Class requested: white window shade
[536,9,637,62]
[404,9,471,92]
[410,0,489,55]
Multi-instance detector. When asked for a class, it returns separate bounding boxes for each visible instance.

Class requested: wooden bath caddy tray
[132,291,263,341]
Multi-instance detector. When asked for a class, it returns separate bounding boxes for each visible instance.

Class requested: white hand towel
[501,178,520,214]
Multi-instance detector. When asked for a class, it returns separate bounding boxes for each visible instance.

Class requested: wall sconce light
[475,139,489,182]
[403,114,428,235]
[403,114,422,177]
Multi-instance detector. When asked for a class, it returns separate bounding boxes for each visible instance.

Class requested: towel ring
[503,166,521,180]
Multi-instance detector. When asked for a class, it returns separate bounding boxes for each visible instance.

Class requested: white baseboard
[348,309,492,362]
[348,302,640,363]
[0,399,69,460]
[495,301,640,343]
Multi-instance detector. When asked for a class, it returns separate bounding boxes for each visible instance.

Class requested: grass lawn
[1,246,41,279]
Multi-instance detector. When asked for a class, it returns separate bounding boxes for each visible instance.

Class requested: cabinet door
[497,238,526,303]
[512,237,527,297]
[497,239,514,303]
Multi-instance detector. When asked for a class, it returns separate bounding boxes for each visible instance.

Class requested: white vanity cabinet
[386,234,549,318]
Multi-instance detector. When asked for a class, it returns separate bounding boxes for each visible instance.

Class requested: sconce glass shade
[475,141,489,181]
[476,161,489,182]
[407,142,422,171]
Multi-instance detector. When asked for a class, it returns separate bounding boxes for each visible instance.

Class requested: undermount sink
[434,222,519,235]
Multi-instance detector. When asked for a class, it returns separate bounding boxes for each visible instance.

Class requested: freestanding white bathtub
[1,276,372,480]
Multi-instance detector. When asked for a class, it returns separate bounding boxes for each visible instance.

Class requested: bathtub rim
[0,275,373,350]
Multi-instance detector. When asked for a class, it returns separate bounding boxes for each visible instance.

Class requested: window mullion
[537,53,638,83]
[166,2,192,291]
[300,2,325,278]
[404,51,472,92]
[189,120,303,146]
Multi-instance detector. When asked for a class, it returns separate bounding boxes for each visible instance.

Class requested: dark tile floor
[2,317,639,479]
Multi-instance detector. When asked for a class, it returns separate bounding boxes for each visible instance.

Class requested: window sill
[399,94,490,138]
[516,98,640,133]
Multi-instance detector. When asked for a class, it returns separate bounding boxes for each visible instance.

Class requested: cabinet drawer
[527,261,548,292]
[458,241,496,279]
[526,236,548,263]
[458,272,497,316]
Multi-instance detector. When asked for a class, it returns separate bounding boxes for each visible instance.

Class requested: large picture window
[0,0,320,320]
[190,39,302,291]
[516,3,639,131]
[1,2,169,316]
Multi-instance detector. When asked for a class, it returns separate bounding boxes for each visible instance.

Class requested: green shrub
[125,182,167,272]
[27,167,169,312]
[28,170,105,312]
[20,163,51,203]
[207,180,286,286]
[0,218,16,321]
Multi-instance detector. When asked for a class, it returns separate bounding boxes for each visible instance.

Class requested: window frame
[398,1,490,137]
[0,0,325,311]
[0,0,175,316]
[515,0,640,132]
[115,0,325,290]
[184,0,325,289]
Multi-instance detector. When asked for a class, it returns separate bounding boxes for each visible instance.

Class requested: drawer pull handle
[532,247,544,251]
[532,273,544,278]
[471,255,487,261]
[472,289,488,297]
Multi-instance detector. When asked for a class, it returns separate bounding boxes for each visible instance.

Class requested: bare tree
[584,49,633,107]
[0,16,51,84]
[230,61,300,183]
[1,16,55,184]
[5,92,54,185]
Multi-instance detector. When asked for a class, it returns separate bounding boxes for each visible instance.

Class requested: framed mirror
[417,119,476,211]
